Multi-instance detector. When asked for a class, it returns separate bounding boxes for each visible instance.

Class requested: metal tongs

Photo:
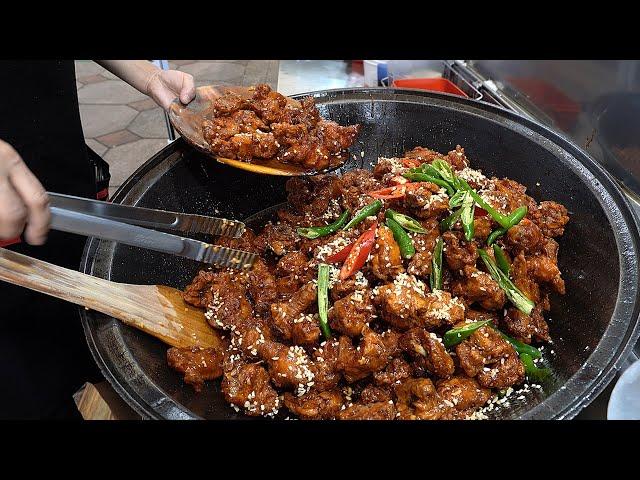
[48,193,257,270]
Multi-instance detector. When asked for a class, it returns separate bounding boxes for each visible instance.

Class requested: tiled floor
[75,60,279,196]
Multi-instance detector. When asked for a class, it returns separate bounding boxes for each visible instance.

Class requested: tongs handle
[48,192,245,238]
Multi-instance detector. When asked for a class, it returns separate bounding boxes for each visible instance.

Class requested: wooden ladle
[168,85,339,177]
[0,247,221,349]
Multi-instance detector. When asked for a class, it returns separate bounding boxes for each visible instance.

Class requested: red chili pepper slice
[401,158,421,168]
[339,222,377,280]
[368,185,406,200]
[368,182,431,200]
[325,243,354,263]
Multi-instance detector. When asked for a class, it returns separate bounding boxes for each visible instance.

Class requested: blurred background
[77,59,640,211]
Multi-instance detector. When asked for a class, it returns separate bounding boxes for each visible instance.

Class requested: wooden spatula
[0,247,221,349]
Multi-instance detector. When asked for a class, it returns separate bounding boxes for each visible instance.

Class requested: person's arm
[0,139,50,245]
[96,60,195,109]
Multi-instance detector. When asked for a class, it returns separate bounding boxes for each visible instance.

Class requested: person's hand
[146,69,196,110]
[0,139,50,245]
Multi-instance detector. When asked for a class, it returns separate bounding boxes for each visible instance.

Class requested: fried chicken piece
[373,157,405,179]
[529,201,569,237]
[253,222,299,256]
[229,131,280,161]
[204,276,254,330]
[473,216,493,241]
[309,337,342,391]
[259,340,316,393]
[456,326,525,389]
[360,385,393,404]
[213,228,263,255]
[270,282,320,345]
[436,375,491,411]
[286,174,344,217]
[209,90,249,116]
[527,251,565,294]
[339,169,382,213]
[203,107,279,161]
[371,225,404,281]
[221,354,280,417]
[248,83,288,123]
[337,401,397,420]
[445,145,470,170]
[247,258,277,316]
[337,328,399,383]
[316,120,360,152]
[330,275,358,301]
[394,378,457,420]
[279,96,321,127]
[275,251,309,277]
[493,178,538,214]
[399,328,455,379]
[374,279,464,330]
[442,230,478,271]
[277,120,359,170]
[284,389,343,420]
[403,182,450,219]
[452,265,506,311]
[373,357,413,387]
[167,346,224,392]
[328,289,374,337]
[403,146,440,164]
[407,219,440,278]
[203,110,268,142]
[182,270,219,308]
[511,251,541,303]
[227,317,273,360]
[505,218,543,253]
[501,304,551,343]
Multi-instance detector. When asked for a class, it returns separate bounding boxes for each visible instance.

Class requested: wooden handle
[0,247,221,349]
[0,247,127,303]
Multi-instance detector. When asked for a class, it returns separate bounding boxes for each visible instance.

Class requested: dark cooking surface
[80,88,640,419]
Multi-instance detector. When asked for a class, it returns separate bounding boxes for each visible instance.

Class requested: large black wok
[79,88,640,419]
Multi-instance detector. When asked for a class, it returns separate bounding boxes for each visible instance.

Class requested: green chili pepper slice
[343,199,383,230]
[460,191,475,241]
[486,207,528,245]
[448,189,466,208]
[507,206,528,227]
[385,209,427,234]
[520,352,551,382]
[443,320,492,348]
[487,227,507,246]
[488,322,543,359]
[317,263,331,340]
[402,172,455,196]
[440,208,463,232]
[430,158,457,186]
[502,332,543,359]
[492,244,510,276]
[385,217,415,259]
[297,209,350,239]
[456,178,511,229]
[430,237,443,291]
[479,249,535,315]
[414,163,443,179]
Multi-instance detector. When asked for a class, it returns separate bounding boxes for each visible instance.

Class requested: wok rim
[79,87,640,420]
